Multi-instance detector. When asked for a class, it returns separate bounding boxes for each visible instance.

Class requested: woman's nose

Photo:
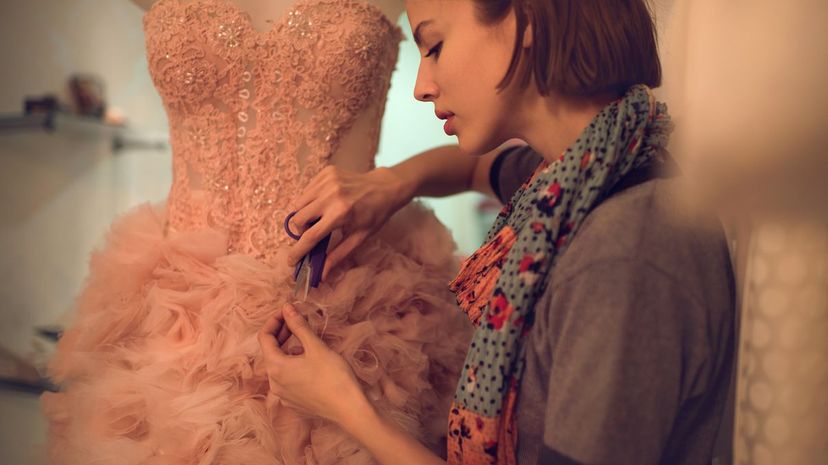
[414,64,439,102]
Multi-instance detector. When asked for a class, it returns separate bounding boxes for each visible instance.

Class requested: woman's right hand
[286,166,415,279]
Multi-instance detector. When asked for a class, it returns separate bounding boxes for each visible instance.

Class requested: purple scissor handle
[284,211,331,291]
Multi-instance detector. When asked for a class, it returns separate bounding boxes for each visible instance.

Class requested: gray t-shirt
[490,146,736,465]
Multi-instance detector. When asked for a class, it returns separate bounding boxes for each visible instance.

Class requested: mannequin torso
[129,0,404,28]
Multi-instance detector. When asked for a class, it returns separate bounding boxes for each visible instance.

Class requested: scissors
[284,211,332,301]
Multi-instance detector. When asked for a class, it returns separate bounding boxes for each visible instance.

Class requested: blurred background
[1,0,826,464]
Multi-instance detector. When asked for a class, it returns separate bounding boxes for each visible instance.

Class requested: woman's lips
[436,109,456,136]
[443,116,456,136]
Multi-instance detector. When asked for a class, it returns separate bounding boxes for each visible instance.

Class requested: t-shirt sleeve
[489,144,544,203]
[538,259,707,465]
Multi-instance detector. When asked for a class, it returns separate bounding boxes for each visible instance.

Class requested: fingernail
[284,306,295,317]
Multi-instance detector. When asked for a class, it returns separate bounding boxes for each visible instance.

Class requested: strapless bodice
[144,0,402,260]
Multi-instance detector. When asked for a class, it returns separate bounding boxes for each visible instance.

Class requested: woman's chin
[458,134,509,157]
[456,134,485,156]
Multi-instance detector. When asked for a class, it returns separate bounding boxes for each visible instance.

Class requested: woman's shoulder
[552,178,732,293]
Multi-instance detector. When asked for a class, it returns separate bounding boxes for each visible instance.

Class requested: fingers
[288,216,338,265]
[276,321,292,346]
[257,312,288,361]
[282,304,320,353]
[260,309,283,337]
[322,230,368,280]
[288,199,326,236]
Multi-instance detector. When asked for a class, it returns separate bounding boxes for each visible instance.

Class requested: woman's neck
[516,92,616,164]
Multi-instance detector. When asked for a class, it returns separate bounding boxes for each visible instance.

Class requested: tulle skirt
[41,201,472,465]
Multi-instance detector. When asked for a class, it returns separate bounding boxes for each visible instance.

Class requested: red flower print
[476,417,485,430]
[518,255,534,273]
[580,152,592,170]
[547,182,561,198]
[556,221,576,248]
[518,253,545,285]
[535,182,562,216]
[484,440,498,457]
[486,290,514,330]
[500,202,513,217]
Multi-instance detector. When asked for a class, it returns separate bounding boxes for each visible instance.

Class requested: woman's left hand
[257,304,370,425]
[259,306,446,465]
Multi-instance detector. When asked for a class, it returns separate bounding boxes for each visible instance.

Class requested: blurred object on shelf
[104,106,127,126]
[35,326,63,343]
[4,72,163,151]
[24,94,64,115]
[68,73,106,119]
[23,78,125,126]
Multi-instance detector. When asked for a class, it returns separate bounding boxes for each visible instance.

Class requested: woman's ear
[521,8,533,49]
[522,22,533,49]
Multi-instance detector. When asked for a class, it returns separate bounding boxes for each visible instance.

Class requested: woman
[259,1,736,464]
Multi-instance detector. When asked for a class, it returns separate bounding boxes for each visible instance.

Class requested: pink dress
[40,1,471,463]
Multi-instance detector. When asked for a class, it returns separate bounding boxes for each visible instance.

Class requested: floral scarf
[446,85,672,464]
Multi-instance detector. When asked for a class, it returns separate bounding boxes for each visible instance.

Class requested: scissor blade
[294,262,310,301]
[302,268,310,301]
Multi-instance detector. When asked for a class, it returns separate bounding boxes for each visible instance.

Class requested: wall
[0,0,170,355]
[0,2,170,463]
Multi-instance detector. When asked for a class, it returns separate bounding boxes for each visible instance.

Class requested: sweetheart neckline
[146,0,402,37]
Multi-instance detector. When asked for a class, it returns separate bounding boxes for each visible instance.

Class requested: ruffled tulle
[41,202,472,465]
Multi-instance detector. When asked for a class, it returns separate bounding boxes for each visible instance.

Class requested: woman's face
[406,0,525,154]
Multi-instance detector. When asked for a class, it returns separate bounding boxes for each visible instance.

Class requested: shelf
[0,111,168,152]
[0,110,122,133]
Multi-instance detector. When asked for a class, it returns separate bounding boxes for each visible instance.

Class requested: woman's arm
[258,305,446,465]
[402,139,525,197]
[287,142,522,274]
[387,143,499,199]
[338,400,447,465]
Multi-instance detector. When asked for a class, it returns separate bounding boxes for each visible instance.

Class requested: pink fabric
[144,0,403,260]
[42,1,471,464]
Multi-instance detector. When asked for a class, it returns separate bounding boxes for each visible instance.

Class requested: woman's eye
[425,42,443,59]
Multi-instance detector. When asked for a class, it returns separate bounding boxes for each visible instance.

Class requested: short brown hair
[474,0,662,96]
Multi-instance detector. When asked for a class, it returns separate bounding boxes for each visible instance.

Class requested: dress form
[43,3,472,464]
[129,0,404,28]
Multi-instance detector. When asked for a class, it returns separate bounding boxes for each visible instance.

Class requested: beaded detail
[144,0,402,260]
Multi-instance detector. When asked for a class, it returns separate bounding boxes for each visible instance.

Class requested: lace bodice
[143,0,402,261]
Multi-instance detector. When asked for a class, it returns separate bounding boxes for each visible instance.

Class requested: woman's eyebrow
[413,20,434,46]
